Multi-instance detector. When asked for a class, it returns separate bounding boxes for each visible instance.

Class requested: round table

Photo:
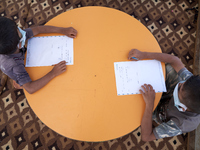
[25,6,165,142]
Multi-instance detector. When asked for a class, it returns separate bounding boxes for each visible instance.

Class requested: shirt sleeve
[24,28,33,40]
[178,68,193,81]
[12,64,32,86]
[153,120,182,139]
[177,114,200,133]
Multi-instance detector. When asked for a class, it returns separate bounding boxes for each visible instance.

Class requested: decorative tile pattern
[25,123,39,140]
[21,110,34,127]
[6,105,18,121]
[0,0,198,149]
[31,137,43,149]
[9,118,22,134]
[0,126,9,141]
[17,98,29,113]
[1,140,14,150]
[14,132,26,148]
[2,93,13,109]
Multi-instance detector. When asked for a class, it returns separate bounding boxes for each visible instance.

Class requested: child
[128,49,200,141]
[0,17,77,94]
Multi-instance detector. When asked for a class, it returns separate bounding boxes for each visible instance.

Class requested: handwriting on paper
[26,36,73,67]
[114,60,166,96]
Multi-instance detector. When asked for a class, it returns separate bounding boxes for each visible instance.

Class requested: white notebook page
[26,36,73,67]
[114,60,166,95]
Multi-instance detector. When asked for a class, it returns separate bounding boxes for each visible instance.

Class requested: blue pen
[132,57,138,60]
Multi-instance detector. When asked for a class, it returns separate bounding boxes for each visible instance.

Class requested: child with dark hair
[0,17,77,94]
[181,75,200,113]
[0,17,21,54]
[128,49,200,141]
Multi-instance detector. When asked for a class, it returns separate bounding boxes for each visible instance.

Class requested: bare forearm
[141,107,154,141]
[143,52,177,63]
[23,61,66,94]
[140,84,157,141]
[30,26,77,38]
[31,26,63,36]
[142,52,184,72]
[23,71,55,94]
[129,49,185,73]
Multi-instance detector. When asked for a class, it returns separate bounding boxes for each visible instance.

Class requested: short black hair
[182,75,200,113]
[0,17,20,54]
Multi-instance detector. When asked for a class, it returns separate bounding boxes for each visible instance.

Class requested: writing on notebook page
[116,64,140,95]
[26,36,73,67]
[114,60,166,96]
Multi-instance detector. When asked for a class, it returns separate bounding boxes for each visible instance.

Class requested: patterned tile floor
[0,0,199,149]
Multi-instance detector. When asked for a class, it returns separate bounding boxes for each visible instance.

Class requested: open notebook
[114,60,166,95]
[26,36,73,67]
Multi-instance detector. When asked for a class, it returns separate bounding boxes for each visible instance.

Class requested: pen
[132,57,138,60]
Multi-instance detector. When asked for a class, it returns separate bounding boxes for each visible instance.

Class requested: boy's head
[0,17,20,54]
[180,75,200,113]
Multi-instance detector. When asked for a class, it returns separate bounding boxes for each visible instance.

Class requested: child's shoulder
[0,54,22,68]
[178,68,193,81]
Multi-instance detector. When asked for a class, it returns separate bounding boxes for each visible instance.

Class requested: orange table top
[25,6,165,142]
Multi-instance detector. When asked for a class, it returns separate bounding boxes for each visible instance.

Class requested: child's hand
[128,49,144,61]
[139,84,155,110]
[13,80,23,89]
[51,61,67,77]
[62,27,77,38]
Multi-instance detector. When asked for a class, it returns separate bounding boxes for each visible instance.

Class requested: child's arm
[22,60,66,94]
[21,26,77,94]
[30,26,77,38]
[128,49,185,73]
[140,84,157,141]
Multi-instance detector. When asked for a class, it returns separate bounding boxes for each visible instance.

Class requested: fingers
[13,80,23,89]
[128,49,138,61]
[52,60,66,66]
[69,31,77,38]
[58,61,67,69]
[57,60,66,65]
[68,27,77,38]
[141,84,148,93]
[72,28,77,35]
[140,84,154,94]
[129,57,138,61]
[139,89,144,95]
[149,84,153,91]
[70,34,76,38]
[69,27,77,33]
[51,61,67,77]
[55,61,67,71]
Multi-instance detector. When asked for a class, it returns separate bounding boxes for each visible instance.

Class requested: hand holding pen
[128,49,144,61]
[131,57,138,61]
